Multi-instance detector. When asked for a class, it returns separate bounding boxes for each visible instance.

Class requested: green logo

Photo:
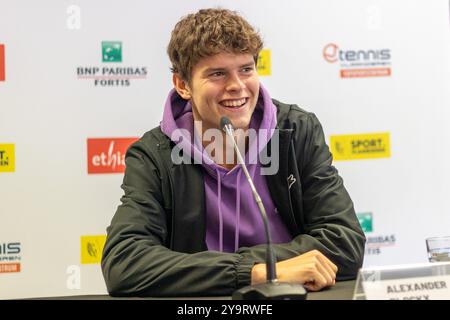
[357,212,373,233]
[102,41,122,62]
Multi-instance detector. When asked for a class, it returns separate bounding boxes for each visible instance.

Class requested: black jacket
[101,100,366,297]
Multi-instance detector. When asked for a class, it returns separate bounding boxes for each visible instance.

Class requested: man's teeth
[221,98,246,107]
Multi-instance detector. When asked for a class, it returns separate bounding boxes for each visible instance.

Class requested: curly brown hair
[167,8,263,82]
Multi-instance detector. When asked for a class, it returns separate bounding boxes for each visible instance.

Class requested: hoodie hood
[161,84,277,169]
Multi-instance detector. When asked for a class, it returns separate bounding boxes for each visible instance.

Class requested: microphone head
[220,116,233,131]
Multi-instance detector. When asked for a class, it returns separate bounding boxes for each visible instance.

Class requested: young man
[101,8,365,296]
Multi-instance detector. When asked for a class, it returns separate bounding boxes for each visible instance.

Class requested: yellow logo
[80,235,106,264]
[257,49,271,76]
[330,132,390,161]
[0,144,15,172]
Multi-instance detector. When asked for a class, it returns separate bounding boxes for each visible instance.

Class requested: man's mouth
[219,98,248,109]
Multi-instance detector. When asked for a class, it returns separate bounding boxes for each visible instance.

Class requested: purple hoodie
[161,84,292,253]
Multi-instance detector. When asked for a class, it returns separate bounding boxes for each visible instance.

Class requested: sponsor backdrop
[1,0,449,299]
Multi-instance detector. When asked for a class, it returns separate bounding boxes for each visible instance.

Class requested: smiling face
[173,52,260,132]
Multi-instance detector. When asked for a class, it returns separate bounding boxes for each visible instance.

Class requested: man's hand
[251,250,338,291]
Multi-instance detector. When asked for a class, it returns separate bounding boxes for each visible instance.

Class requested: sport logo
[80,235,106,264]
[0,144,15,172]
[330,132,390,161]
[102,41,122,62]
[323,43,391,78]
[257,49,271,76]
[0,44,5,81]
[87,138,138,174]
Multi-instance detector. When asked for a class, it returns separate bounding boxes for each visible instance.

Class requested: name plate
[363,275,450,300]
[353,262,450,300]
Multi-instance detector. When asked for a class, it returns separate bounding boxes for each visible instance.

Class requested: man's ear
[172,74,191,100]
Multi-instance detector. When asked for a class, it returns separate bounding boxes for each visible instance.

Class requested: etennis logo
[0,144,15,172]
[80,235,106,264]
[0,263,20,273]
[0,242,21,273]
[330,132,390,161]
[323,43,391,78]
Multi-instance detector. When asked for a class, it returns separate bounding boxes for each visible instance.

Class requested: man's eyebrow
[203,67,225,74]
[238,62,255,69]
[203,62,255,74]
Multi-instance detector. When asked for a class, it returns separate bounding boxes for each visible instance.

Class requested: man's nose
[225,73,245,92]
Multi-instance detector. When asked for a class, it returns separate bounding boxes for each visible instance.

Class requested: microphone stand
[221,117,307,300]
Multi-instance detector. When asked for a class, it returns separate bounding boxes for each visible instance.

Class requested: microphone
[220,116,307,300]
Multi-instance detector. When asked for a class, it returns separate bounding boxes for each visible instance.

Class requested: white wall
[1,0,449,298]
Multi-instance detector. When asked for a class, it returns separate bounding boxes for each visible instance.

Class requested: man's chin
[225,118,250,130]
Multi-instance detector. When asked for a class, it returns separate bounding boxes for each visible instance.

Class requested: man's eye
[210,72,225,77]
[241,67,254,73]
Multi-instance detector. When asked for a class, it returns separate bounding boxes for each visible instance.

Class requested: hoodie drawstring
[234,170,242,252]
[217,169,223,252]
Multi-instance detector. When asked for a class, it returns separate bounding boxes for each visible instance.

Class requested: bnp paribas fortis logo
[257,49,271,76]
[330,132,390,161]
[356,212,396,256]
[102,41,122,62]
[0,144,15,173]
[76,41,147,87]
[81,235,106,264]
[357,212,373,233]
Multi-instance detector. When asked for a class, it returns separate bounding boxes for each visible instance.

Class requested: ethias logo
[87,138,138,174]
